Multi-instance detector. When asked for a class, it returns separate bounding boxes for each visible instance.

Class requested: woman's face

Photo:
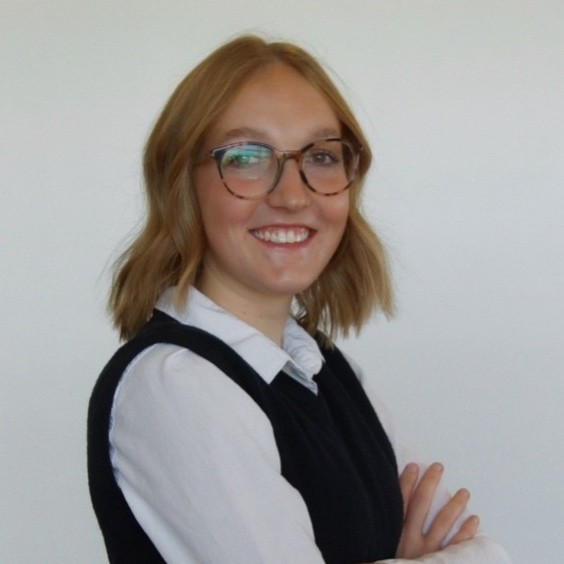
[194,63,349,310]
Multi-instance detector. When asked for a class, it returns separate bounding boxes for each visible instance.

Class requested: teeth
[253,228,310,244]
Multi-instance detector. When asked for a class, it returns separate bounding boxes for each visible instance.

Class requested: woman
[88,35,511,563]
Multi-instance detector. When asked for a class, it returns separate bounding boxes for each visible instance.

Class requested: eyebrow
[217,126,342,145]
[220,128,266,143]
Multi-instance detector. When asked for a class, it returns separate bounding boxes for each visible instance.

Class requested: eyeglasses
[208,138,361,199]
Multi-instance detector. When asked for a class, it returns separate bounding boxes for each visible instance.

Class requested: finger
[398,463,419,516]
[403,462,444,528]
[449,514,480,545]
[395,463,444,559]
[425,488,471,547]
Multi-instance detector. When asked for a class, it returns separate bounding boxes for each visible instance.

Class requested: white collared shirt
[109,287,511,563]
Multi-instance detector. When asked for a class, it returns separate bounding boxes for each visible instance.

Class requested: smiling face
[194,63,350,316]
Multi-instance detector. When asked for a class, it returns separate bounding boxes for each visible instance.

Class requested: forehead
[206,63,341,146]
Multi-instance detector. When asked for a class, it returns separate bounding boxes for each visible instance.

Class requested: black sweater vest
[87,311,403,563]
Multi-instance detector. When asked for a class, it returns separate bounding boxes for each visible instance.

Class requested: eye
[221,145,271,169]
[304,142,344,168]
[308,150,339,166]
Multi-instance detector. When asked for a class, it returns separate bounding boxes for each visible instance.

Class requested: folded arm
[349,356,512,563]
[110,344,326,564]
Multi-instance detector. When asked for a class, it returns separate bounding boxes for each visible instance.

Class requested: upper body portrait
[87,35,512,564]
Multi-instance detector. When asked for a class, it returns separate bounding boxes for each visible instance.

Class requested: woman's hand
[395,462,480,559]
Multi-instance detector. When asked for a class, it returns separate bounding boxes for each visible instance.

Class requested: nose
[265,157,311,211]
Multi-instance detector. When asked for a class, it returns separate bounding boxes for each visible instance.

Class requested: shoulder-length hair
[110,34,393,341]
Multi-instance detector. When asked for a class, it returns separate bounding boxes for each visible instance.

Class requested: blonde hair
[110,35,393,341]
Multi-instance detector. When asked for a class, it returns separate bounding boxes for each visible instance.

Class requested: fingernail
[458,487,470,498]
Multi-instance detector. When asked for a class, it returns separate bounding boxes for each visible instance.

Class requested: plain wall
[1,1,562,562]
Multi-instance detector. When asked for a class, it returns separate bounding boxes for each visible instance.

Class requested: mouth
[250,226,313,245]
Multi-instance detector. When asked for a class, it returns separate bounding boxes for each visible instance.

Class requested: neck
[196,276,292,347]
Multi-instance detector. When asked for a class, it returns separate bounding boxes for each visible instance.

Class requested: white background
[1,1,562,562]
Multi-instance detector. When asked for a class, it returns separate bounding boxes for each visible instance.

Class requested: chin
[268,278,317,297]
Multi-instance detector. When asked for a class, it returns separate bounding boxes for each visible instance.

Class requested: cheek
[194,165,221,216]
[195,168,256,242]
[324,194,350,232]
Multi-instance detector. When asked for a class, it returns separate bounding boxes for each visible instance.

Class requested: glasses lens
[220,144,275,198]
[302,140,357,194]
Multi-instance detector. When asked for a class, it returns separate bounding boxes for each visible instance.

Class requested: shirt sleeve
[109,343,325,564]
[346,356,513,564]
[374,536,512,563]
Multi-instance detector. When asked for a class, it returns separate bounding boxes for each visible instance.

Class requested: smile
[251,227,311,244]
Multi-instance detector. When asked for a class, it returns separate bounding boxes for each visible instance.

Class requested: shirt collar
[155,286,323,392]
